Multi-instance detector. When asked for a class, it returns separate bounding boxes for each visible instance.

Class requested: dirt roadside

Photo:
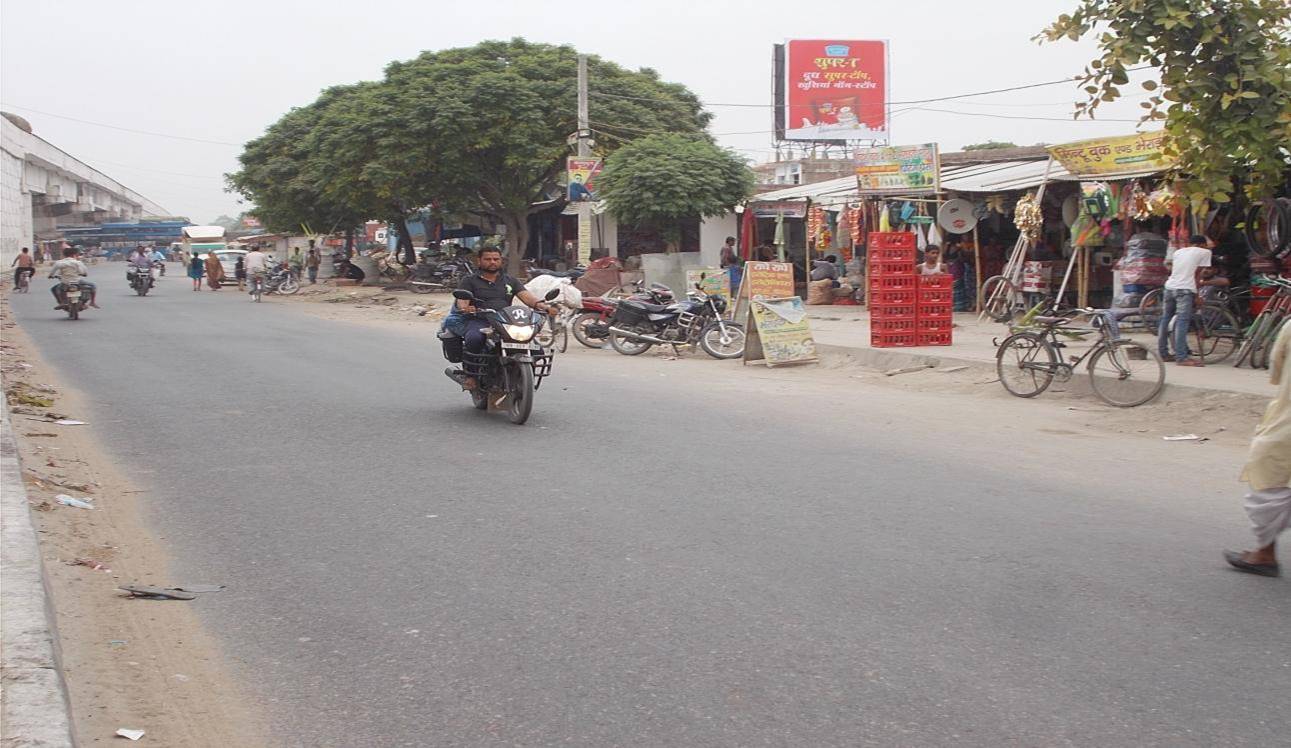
[1,290,269,747]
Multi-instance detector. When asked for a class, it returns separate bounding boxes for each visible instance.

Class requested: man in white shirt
[47,247,98,309]
[1158,234,1213,366]
[244,246,269,294]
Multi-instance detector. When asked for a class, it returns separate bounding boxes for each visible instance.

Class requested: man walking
[1158,234,1212,367]
[1224,321,1291,577]
[289,247,305,281]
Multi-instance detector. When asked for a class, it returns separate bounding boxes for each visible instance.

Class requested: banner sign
[750,200,808,219]
[745,297,818,367]
[566,157,602,202]
[685,267,730,300]
[1047,131,1173,177]
[742,261,795,299]
[855,143,940,194]
[784,39,888,142]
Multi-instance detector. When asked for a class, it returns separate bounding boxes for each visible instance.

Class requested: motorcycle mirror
[544,288,561,301]
[452,290,475,301]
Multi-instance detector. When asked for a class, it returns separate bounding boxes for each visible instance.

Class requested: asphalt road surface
[12,266,1290,747]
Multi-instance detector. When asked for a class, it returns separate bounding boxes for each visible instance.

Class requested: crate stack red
[868,232,918,347]
[915,271,954,346]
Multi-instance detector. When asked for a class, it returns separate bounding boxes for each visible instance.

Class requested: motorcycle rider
[244,244,269,295]
[150,245,168,275]
[449,247,554,391]
[128,245,153,285]
[48,247,98,309]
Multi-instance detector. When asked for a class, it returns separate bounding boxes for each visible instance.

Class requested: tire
[135,283,147,296]
[1251,314,1285,370]
[471,390,489,410]
[995,332,1057,398]
[278,276,300,295]
[571,312,603,348]
[698,321,747,359]
[610,325,653,355]
[68,303,79,320]
[981,275,1018,323]
[1088,340,1164,407]
[506,362,534,425]
[1193,304,1241,364]
[1137,287,1162,330]
[556,323,569,354]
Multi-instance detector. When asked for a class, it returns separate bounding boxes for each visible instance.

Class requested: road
[11,265,1290,747]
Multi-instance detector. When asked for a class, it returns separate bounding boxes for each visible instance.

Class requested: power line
[1,103,244,146]
[910,107,1143,123]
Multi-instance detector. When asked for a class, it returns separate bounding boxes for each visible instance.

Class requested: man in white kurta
[1225,321,1291,577]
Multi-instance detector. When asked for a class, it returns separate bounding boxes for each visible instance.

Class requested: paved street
[10,265,1291,747]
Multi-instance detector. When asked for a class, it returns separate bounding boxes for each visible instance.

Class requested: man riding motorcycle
[446,247,555,391]
[49,247,98,309]
[244,245,269,295]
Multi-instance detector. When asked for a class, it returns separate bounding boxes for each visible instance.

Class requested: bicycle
[534,304,571,353]
[249,272,265,303]
[1137,287,1244,365]
[1234,276,1291,369]
[996,308,1165,407]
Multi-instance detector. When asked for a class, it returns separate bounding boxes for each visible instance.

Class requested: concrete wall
[641,251,701,295]
[1,149,33,264]
[698,213,738,268]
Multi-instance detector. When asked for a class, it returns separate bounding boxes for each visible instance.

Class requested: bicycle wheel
[1137,287,1162,331]
[995,332,1057,398]
[1234,311,1269,368]
[1250,313,1286,370]
[556,320,569,353]
[1088,340,1164,407]
[1193,304,1241,364]
[981,275,1019,323]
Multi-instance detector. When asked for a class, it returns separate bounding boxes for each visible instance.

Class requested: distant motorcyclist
[452,247,554,390]
[48,247,99,309]
[244,245,269,295]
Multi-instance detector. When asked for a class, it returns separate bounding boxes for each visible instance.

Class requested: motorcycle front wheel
[570,312,604,349]
[506,362,534,424]
[699,321,746,359]
[610,325,653,356]
[278,276,300,295]
[135,283,148,297]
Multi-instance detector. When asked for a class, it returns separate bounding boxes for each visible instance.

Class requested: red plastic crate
[871,246,917,263]
[869,232,916,249]
[918,287,953,305]
[873,289,917,306]
[869,260,916,277]
[871,303,917,320]
[916,274,953,289]
[917,331,953,346]
[916,303,953,319]
[870,274,917,292]
[916,317,952,333]
[872,332,919,348]
[871,317,917,333]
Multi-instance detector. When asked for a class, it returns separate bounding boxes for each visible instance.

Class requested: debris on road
[884,364,935,377]
[172,584,224,593]
[55,494,95,509]
[70,557,112,572]
[54,419,88,426]
[115,728,146,740]
[118,585,197,601]
[1163,434,1208,442]
[936,366,970,374]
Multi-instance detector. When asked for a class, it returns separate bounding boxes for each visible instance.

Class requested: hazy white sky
[0,0,1157,223]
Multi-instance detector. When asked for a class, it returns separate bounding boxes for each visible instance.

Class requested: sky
[0,0,1160,224]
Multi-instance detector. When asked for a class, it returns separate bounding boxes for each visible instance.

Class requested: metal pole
[577,55,590,157]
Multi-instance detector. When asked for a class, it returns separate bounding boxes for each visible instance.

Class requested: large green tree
[597,134,753,250]
[1039,0,1291,203]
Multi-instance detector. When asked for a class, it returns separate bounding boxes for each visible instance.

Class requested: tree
[962,141,1018,151]
[596,134,753,250]
[1039,0,1291,203]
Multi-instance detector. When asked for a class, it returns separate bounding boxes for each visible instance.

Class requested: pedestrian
[204,251,225,289]
[306,248,321,284]
[188,251,205,290]
[235,255,247,291]
[289,247,304,280]
[1158,234,1212,367]
[720,237,740,268]
[1224,321,1291,576]
[11,247,35,291]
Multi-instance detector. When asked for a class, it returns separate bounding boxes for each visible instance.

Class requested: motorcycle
[265,265,300,295]
[570,282,677,349]
[440,288,561,425]
[409,256,474,293]
[61,281,89,320]
[127,265,154,296]
[152,259,166,276]
[607,285,746,359]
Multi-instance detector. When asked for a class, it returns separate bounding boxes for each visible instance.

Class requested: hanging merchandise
[1062,194,1080,227]
[985,195,1010,215]
[1014,193,1043,243]
[879,203,892,232]
[1146,185,1179,217]
[927,218,942,248]
[916,222,928,250]
[807,206,823,247]
[1130,181,1151,221]
[849,205,865,245]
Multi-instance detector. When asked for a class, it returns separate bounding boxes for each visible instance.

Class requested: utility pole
[574,54,594,264]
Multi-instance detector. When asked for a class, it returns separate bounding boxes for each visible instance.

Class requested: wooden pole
[972,224,982,312]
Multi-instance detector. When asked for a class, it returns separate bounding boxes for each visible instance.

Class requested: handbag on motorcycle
[438,330,464,363]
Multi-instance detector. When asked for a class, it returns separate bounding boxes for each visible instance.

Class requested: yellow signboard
[742,261,795,299]
[576,203,592,265]
[745,297,818,367]
[685,267,730,300]
[1048,131,1173,177]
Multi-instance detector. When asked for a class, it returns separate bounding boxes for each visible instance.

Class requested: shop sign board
[1047,132,1173,177]
[750,200,808,219]
[855,143,940,194]
[742,261,795,299]
[744,296,818,367]
[783,39,888,143]
[566,157,602,202]
[685,267,730,300]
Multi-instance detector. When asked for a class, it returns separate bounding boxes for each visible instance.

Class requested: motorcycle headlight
[503,324,535,342]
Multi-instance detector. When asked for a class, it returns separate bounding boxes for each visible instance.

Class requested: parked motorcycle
[409,256,475,293]
[608,286,746,359]
[127,266,154,296]
[570,282,676,349]
[265,266,300,295]
[440,287,561,425]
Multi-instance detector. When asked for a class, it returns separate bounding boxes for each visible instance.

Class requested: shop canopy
[751,159,1169,209]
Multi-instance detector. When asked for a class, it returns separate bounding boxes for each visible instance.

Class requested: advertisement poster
[685,267,730,300]
[566,157,602,202]
[750,200,808,219]
[855,143,940,194]
[742,261,795,299]
[784,39,888,142]
[1047,132,1173,177]
[576,203,593,265]
[746,297,818,367]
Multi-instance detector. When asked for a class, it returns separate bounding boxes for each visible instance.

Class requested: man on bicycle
[245,245,269,295]
[11,247,35,290]
[1158,234,1213,367]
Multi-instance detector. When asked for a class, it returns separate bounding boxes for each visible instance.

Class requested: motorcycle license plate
[67,290,82,299]
[501,342,535,351]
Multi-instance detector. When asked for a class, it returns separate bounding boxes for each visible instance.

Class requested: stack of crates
[868,232,918,347]
[916,273,954,346]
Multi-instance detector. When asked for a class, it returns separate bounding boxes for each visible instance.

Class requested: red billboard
[784,39,888,142]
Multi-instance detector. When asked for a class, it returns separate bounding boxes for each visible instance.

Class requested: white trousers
[1245,487,1291,547]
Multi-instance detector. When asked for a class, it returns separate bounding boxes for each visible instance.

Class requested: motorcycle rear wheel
[571,312,604,349]
[506,363,534,424]
[471,389,489,410]
[610,326,653,356]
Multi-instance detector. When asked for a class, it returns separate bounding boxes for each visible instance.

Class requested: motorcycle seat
[619,299,673,314]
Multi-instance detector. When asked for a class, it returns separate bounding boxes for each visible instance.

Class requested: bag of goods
[806,279,835,305]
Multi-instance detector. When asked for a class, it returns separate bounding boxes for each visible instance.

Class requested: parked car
[196,249,246,285]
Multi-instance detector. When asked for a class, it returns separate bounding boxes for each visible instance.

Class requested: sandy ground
[1,289,269,747]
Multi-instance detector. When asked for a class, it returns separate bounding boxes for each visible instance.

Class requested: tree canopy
[597,134,753,246]
[962,141,1019,151]
[1039,0,1291,203]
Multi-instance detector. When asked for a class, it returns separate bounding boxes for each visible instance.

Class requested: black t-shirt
[458,272,525,311]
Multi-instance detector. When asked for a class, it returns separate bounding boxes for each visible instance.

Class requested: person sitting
[918,245,946,276]
[48,247,98,309]
[810,255,841,287]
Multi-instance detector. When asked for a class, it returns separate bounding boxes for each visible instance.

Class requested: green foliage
[1039,0,1291,203]
[597,134,753,241]
[962,141,1019,151]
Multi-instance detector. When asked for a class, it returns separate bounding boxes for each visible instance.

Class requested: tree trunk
[343,227,354,258]
[503,213,530,276]
[394,215,416,265]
